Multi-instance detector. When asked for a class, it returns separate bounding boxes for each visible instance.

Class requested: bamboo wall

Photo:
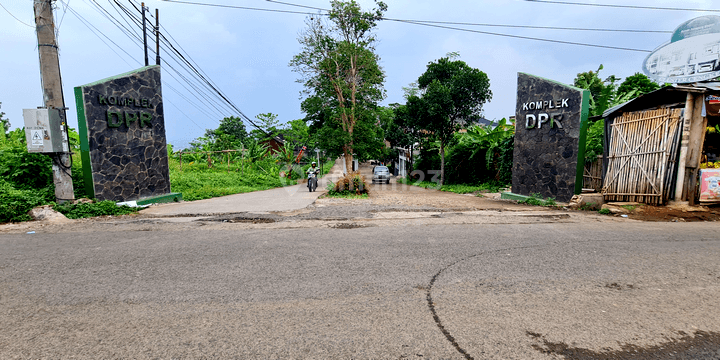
[602,108,683,205]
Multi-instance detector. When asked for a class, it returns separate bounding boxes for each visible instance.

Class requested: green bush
[0,145,54,191]
[585,119,604,164]
[53,200,138,219]
[0,179,47,223]
[519,193,557,207]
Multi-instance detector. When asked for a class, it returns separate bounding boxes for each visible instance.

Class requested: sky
[1,0,717,149]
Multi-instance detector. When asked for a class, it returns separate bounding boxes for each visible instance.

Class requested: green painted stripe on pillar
[73,86,95,199]
[574,89,591,195]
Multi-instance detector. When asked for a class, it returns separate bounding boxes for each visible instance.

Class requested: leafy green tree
[284,119,310,145]
[251,113,281,142]
[617,72,659,97]
[290,0,387,172]
[216,116,248,143]
[407,55,492,186]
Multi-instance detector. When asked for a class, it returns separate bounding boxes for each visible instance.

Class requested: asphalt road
[1,218,719,359]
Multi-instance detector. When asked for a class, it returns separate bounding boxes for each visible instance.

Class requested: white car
[372,166,391,184]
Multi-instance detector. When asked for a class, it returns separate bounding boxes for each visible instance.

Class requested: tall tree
[216,116,248,143]
[284,119,310,145]
[250,113,281,142]
[290,0,387,172]
[617,72,659,97]
[407,55,492,186]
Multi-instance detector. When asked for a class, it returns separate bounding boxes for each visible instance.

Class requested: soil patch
[628,205,720,222]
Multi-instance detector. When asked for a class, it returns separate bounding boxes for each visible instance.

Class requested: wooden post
[227,151,230,173]
[685,95,708,205]
[207,152,211,168]
[674,92,694,201]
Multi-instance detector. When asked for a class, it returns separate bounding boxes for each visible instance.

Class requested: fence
[583,155,603,192]
[602,108,683,205]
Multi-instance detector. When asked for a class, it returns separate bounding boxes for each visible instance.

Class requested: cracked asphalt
[1,163,719,359]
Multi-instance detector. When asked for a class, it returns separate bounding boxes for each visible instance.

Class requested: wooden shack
[601,84,719,205]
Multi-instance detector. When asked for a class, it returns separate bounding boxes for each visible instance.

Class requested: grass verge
[396,178,507,195]
[169,158,333,201]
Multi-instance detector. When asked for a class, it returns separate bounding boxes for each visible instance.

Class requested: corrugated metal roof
[602,83,720,119]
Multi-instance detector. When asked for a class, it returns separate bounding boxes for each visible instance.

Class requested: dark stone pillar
[512,73,590,202]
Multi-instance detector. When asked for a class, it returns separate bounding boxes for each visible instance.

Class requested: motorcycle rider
[307,161,320,191]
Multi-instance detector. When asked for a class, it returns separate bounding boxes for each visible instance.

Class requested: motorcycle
[307,169,319,192]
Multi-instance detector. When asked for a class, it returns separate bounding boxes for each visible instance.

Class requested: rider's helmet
[311,161,317,166]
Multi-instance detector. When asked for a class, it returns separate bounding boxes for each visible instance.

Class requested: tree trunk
[439,143,445,187]
[344,146,353,174]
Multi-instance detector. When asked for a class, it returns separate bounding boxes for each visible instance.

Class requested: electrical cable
[60,0,211,131]
[160,0,657,52]
[523,0,720,12]
[92,0,233,120]
[387,18,652,52]
[0,1,34,27]
[128,1,273,135]
[265,0,671,33]
[120,1,245,119]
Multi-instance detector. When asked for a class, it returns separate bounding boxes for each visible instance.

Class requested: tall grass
[169,157,333,201]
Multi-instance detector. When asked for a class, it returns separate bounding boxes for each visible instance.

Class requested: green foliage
[0,129,54,192]
[53,200,138,219]
[0,102,9,136]
[519,193,557,207]
[598,208,611,215]
[284,119,310,145]
[617,73,659,97]
[169,155,332,201]
[407,54,492,185]
[0,124,88,222]
[0,179,47,223]
[217,116,248,143]
[251,113,281,142]
[290,0,387,167]
[575,67,658,164]
[413,120,514,186]
[585,119,604,163]
[574,66,658,117]
[397,177,505,194]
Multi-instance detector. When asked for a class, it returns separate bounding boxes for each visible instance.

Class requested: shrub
[53,200,138,219]
[328,171,369,196]
[519,193,556,207]
[0,179,47,223]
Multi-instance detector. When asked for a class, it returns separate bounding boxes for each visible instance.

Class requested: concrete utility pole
[155,9,160,66]
[142,2,148,66]
[34,0,75,203]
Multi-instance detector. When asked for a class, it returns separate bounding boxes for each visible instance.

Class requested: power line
[388,19,652,52]
[0,1,34,27]
[523,0,720,12]
[162,0,653,52]
[119,0,272,135]
[160,0,317,15]
[264,0,672,33]
[99,0,234,120]
[384,19,671,34]
[60,0,211,131]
